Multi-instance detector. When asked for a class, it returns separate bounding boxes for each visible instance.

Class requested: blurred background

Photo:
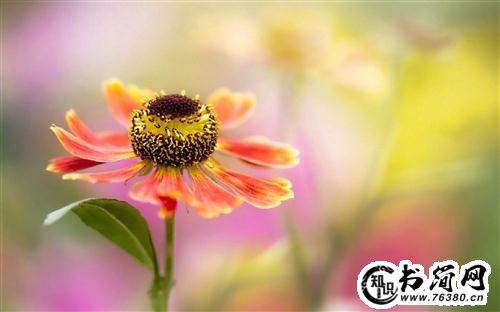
[1,2,498,311]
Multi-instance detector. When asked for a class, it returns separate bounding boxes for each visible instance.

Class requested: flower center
[130,93,218,168]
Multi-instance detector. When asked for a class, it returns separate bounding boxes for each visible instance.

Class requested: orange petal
[129,171,162,205]
[217,136,299,168]
[65,109,102,146]
[50,125,135,162]
[206,88,255,130]
[267,177,293,189]
[188,167,242,218]
[203,159,293,209]
[97,132,131,148]
[62,161,146,184]
[102,79,153,128]
[46,156,103,173]
[156,168,199,207]
[66,110,131,148]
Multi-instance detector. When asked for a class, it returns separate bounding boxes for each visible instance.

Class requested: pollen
[130,93,218,168]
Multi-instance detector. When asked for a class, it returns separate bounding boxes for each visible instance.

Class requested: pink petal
[217,136,299,168]
[203,158,293,208]
[156,168,200,208]
[188,167,242,218]
[62,161,147,184]
[97,132,131,148]
[65,109,103,146]
[46,156,103,173]
[129,172,162,205]
[50,125,135,162]
[206,88,255,130]
[102,79,152,128]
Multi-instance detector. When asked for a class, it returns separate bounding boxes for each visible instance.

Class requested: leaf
[45,198,158,272]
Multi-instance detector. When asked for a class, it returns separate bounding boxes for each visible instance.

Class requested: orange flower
[47,79,298,218]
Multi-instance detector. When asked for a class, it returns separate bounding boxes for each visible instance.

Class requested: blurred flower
[192,9,390,101]
[47,79,298,218]
[191,9,334,73]
[261,10,334,72]
[191,14,261,62]
[329,41,391,102]
[328,198,462,306]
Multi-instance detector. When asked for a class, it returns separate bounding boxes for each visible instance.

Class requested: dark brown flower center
[148,94,199,118]
[129,93,218,168]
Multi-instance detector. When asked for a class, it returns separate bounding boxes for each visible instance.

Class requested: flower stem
[149,276,166,312]
[164,214,175,311]
[149,214,175,312]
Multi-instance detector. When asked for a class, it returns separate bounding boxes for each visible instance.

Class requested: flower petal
[50,125,136,162]
[65,109,103,145]
[206,88,255,130]
[188,167,242,218]
[217,136,299,168]
[103,79,153,128]
[156,168,199,208]
[96,132,131,148]
[66,109,132,149]
[129,172,162,205]
[62,161,147,184]
[46,156,103,173]
[129,168,198,208]
[203,159,293,208]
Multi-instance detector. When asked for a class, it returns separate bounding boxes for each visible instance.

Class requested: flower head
[261,10,333,71]
[47,80,298,218]
[191,10,333,72]
[130,92,217,167]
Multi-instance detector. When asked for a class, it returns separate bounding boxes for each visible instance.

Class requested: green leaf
[45,198,158,272]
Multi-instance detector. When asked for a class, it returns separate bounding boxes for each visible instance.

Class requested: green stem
[149,276,166,312]
[164,215,175,311]
[149,214,176,312]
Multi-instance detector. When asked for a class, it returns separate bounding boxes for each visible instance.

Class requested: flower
[261,10,333,71]
[190,9,333,72]
[47,79,298,218]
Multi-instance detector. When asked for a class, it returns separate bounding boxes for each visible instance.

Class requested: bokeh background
[1,2,498,311]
